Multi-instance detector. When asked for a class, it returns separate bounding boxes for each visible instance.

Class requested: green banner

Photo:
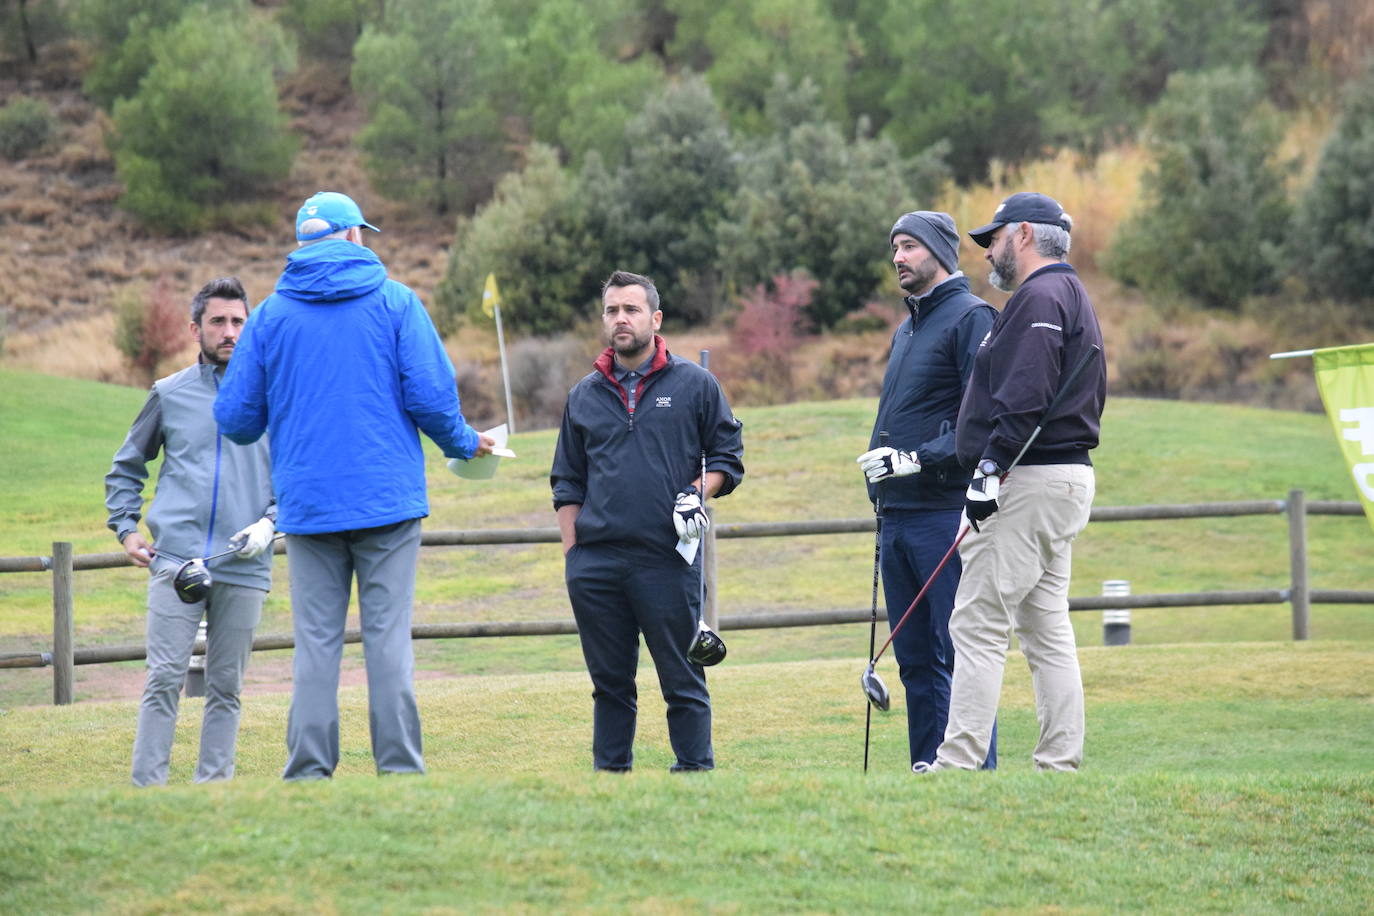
[1314,344,1374,534]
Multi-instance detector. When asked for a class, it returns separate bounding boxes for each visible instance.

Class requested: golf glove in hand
[672,488,709,541]
[964,469,1000,532]
[230,517,275,558]
[857,446,921,483]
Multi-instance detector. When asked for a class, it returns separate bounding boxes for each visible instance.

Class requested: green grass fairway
[3,367,1374,706]
[2,642,1370,912]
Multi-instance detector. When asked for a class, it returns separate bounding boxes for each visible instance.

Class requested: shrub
[1103,67,1292,311]
[436,144,600,335]
[1293,62,1374,303]
[0,96,55,159]
[77,0,196,109]
[110,10,296,234]
[114,275,188,380]
[352,0,510,215]
[719,76,949,329]
[506,333,596,430]
[280,0,378,61]
[717,271,816,405]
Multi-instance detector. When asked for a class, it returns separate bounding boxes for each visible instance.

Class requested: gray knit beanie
[889,210,960,275]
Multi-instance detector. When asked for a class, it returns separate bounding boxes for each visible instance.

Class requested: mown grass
[3,367,1374,708]
[1,642,1371,912]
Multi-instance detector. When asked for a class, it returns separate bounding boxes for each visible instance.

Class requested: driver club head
[686,619,727,666]
[861,664,890,712]
[173,558,213,604]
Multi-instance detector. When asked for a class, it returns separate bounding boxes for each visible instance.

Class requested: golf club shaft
[178,532,284,565]
[872,344,1101,666]
[699,349,710,627]
[864,431,887,772]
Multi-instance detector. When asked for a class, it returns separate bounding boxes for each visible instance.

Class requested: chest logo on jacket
[655,397,672,408]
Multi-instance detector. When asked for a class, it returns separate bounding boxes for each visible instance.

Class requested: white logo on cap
[306,206,318,215]
[995,203,1006,215]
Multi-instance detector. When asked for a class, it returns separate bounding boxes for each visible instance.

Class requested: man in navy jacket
[551,270,744,772]
[856,212,997,770]
[215,191,493,780]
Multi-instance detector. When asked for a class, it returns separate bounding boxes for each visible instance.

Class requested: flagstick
[1272,342,1374,360]
[494,301,516,434]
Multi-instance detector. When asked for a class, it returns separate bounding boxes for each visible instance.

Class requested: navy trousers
[565,542,713,771]
[882,508,996,769]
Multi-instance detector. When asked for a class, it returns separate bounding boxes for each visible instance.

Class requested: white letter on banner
[1352,463,1374,501]
[1338,407,1374,456]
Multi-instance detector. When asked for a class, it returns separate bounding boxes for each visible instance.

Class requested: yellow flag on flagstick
[482,273,501,319]
[1314,343,1374,534]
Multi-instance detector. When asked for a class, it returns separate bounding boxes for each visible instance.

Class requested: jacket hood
[276,239,388,302]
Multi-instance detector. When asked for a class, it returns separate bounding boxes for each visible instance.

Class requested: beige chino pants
[935,463,1095,771]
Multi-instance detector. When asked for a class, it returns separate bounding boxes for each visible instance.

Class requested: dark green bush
[0,96,55,159]
[1292,63,1374,304]
[110,10,296,234]
[1103,67,1292,311]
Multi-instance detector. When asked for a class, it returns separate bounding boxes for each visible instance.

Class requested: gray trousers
[282,518,424,780]
[131,568,263,787]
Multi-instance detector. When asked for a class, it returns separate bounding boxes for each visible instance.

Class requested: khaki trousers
[936,464,1095,771]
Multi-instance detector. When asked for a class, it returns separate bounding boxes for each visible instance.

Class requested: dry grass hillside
[0,61,1352,422]
[0,63,460,387]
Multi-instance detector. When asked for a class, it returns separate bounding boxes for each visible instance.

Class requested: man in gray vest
[106,276,276,786]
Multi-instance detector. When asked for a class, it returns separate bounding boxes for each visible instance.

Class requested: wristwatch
[978,458,1001,477]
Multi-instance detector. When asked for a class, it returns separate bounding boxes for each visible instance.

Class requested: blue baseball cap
[295,191,381,241]
[968,192,1071,248]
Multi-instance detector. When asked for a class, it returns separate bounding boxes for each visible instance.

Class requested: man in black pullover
[551,270,744,772]
[926,192,1107,773]
[856,211,997,770]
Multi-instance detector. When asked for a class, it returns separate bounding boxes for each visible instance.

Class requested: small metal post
[52,541,74,705]
[1102,579,1131,646]
[184,619,208,697]
[1288,488,1310,640]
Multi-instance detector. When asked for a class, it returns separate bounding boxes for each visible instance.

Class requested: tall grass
[936,145,1149,278]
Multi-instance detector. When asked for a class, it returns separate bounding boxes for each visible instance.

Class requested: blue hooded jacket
[214,239,480,535]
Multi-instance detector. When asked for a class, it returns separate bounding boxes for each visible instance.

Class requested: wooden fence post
[52,541,75,705]
[1287,489,1310,641]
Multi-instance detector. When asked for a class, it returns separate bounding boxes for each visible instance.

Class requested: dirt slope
[0,71,456,385]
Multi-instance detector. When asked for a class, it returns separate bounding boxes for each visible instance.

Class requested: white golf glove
[857,446,921,483]
[230,517,275,558]
[672,488,709,541]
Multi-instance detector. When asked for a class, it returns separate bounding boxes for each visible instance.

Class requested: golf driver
[686,349,727,666]
[862,431,889,773]
[165,534,283,604]
[862,345,1101,712]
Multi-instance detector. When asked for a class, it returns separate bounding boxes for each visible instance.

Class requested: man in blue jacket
[855,211,997,770]
[106,276,276,786]
[215,191,493,780]
[551,270,744,772]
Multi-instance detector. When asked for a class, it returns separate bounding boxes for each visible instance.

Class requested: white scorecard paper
[447,424,516,480]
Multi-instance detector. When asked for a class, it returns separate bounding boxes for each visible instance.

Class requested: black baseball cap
[968,192,1071,248]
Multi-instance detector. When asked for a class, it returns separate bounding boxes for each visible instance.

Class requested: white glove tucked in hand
[230,517,275,558]
[856,446,921,483]
[672,488,709,541]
